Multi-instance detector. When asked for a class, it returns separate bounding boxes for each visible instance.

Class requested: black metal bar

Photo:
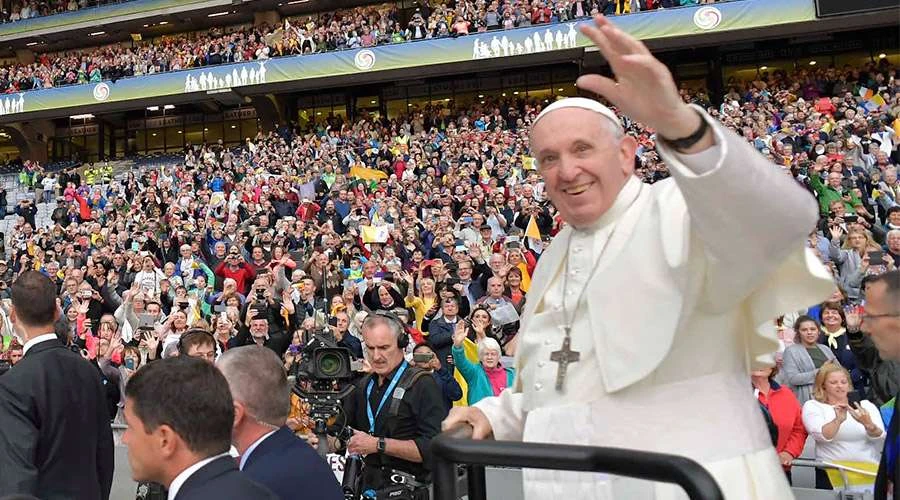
[431,425,724,500]
[466,465,486,500]
[432,450,458,500]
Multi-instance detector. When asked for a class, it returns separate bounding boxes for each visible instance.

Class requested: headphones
[367,310,409,349]
[177,328,217,353]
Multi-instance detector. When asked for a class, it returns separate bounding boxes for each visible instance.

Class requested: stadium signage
[0,0,227,40]
[0,0,816,120]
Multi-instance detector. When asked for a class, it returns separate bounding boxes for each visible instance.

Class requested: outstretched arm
[577,15,823,311]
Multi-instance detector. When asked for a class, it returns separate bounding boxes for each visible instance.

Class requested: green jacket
[452,345,515,406]
[809,173,861,215]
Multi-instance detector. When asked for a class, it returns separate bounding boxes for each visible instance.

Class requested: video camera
[291,328,360,456]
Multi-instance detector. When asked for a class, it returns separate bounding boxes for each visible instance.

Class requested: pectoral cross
[550,331,580,392]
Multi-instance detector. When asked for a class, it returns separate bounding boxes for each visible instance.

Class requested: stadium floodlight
[70,114,94,120]
[208,11,230,17]
[879,53,887,59]
[760,66,768,70]
[146,106,159,111]
[26,42,38,46]
[89,31,105,36]
[808,60,816,65]
[287,0,309,4]
[158,21,168,25]
[163,104,175,110]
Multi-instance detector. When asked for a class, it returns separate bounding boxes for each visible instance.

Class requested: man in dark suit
[860,271,900,498]
[122,356,278,500]
[0,271,114,499]
[218,346,342,500]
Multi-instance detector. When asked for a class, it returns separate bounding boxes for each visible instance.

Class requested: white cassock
[475,105,835,499]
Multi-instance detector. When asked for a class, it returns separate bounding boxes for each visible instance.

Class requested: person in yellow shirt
[402,271,437,331]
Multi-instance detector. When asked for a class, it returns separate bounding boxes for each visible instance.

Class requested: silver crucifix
[550,332,580,392]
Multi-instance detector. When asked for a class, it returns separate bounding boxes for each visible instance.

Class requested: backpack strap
[388,367,431,417]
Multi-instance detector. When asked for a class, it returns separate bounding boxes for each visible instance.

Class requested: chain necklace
[551,182,643,391]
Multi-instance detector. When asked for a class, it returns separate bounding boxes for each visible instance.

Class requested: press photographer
[337,314,443,499]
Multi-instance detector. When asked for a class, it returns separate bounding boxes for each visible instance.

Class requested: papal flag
[350,165,388,181]
[361,225,389,243]
[525,215,543,255]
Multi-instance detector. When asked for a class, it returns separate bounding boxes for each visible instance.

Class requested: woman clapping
[802,362,885,491]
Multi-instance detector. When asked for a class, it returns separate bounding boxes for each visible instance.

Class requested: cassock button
[544,339,552,346]
[537,360,546,367]
[534,382,543,391]
[573,247,582,254]
[553,305,562,312]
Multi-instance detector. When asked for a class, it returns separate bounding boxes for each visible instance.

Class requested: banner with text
[0,0,816,119]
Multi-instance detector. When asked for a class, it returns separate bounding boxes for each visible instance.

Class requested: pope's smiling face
[530,108,635,229]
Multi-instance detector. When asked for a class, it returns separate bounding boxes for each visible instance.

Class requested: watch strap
[377,437,386,453]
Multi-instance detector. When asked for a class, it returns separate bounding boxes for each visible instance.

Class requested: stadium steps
[0,159,136,238]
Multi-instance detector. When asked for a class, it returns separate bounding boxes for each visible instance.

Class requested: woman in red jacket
[752,365,807,484]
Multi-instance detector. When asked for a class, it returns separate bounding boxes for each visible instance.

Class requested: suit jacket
[0,338,114,500]
[426,316,457,369]
[176,456,278,500]
[242,426,343,500]
[875,391,900,499]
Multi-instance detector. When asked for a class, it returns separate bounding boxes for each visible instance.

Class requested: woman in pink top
[452,17,470,36]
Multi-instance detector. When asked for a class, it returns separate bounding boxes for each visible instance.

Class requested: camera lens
[317,351,345,378]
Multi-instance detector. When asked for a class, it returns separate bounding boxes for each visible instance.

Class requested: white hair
[887,229,900,240]
[477,337,502,358]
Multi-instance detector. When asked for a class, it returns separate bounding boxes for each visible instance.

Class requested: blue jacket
[242,426,343,500]
[432,367,463,413]
[177,455,277,500]
[451,345,515,405]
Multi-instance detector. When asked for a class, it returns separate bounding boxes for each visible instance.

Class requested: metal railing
[431,425,725,500]
[790,458,878,495]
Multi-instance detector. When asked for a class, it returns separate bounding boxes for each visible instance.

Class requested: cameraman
[340,314,444,496]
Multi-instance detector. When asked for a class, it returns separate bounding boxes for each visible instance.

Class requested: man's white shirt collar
[167,453,230,500]
[239,429,278,471]
[22,333,58,355]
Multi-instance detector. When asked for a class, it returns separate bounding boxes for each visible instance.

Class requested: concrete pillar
[254,10,281,29]
[250,94,288,133]
[6,120,53,163]
[15,48,34,65]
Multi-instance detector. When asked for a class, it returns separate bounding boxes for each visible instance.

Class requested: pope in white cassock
[443,15,836,500]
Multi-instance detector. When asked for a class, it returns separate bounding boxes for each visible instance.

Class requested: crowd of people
[0,53,894,494]
[0,0,724,93]
[0,0,120,24]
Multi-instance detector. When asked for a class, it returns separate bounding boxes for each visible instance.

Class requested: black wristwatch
[660,109,710,152]
[377,437,386,454]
